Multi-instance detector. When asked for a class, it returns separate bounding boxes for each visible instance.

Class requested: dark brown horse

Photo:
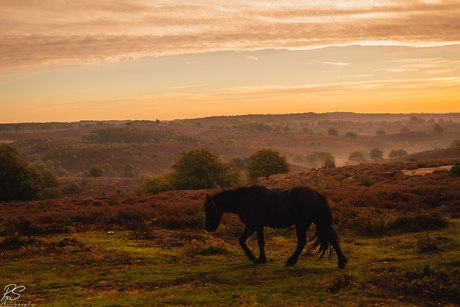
[204,185,347,268]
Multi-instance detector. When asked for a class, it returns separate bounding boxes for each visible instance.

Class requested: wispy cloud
[1,0,460,71]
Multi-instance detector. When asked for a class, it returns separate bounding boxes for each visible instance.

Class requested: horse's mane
[213,186,267,211]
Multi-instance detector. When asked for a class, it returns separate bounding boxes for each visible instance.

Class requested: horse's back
[238,187,295,228]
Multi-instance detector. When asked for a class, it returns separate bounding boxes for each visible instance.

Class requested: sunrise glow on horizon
[1,0,460,123]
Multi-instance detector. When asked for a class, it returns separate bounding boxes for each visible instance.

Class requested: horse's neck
[216,190,248,213]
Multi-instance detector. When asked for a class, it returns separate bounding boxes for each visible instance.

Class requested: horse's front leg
[255,227,267,264]
[239,226,256,262]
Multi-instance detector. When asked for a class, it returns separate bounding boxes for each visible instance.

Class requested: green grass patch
[1,220,460,306]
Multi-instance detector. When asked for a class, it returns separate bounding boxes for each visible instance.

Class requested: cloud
[1,0,460,71]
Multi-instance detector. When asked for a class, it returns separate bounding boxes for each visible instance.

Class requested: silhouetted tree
[434,123,444,133]
[345,132,357,139]
[0,143,44,201]
[328,128,339,136]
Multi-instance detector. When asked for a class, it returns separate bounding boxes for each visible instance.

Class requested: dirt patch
[402,165,451,176]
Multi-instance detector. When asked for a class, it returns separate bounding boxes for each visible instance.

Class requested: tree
[389,149,408,158]
[328,128,339,136]
[171,147,238,190]
[121,163,137,178]
[370,148,384,161]
[42,169,60,188]
[306,153,320,168]
[246,148,290,180]
[376,130,386,136]
[348,151,366,163]
[400,127,411,133]
[89,165,104,177]
[57,169,70,177]
[434,123,444,133]
[345,132,357,139]
[0,143,44,201]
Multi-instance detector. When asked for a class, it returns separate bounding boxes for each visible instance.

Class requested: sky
[1,0,460,123]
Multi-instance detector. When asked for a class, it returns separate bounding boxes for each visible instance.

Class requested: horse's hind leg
[255,228,267,264]
[330,234,347,269]
[285,223,310,266]
[239,226,256,262]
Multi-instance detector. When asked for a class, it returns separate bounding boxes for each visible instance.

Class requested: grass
[1,219,460,306]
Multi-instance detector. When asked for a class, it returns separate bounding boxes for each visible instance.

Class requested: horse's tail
[310,192,339,257]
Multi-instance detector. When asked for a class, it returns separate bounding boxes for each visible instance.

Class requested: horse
[204,185,347,268]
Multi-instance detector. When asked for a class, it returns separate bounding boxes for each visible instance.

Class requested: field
[1,157,460,306]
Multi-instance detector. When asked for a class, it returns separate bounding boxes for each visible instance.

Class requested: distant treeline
[0,123,75,131]
[81,127,206,145]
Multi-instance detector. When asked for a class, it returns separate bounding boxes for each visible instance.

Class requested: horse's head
[204,194,223,232]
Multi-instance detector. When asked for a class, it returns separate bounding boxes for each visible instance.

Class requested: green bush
[68,180,80,193]
[142,174,173,194]
[89,165,104,177]
[57,169,70,177]
[361,176,377,187]
[42,169,60,188]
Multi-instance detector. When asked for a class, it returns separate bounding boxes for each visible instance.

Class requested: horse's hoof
[255,258,267,264]
[338,263,346,269]
[285,260,296,266]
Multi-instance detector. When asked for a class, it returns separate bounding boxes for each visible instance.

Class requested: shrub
[68,180,80,193]
[57,169,70,177]
[142,174,173,194]
[389,149,408,158]
[102,163,118,177]
[361,176,377,187]
[348,151,366,163]
[389,213,449,233]
[450,140,460,147]
[89,165,104,178]
[400,127,411,133]
[121,163,137,178]
[328,127,339,136]
[448,162,460,177]
[434,123,444,133]
[0,144,44,201]
[42,187,64,199]
[345,132,357,139]
[376,130,386,135]
[42,169,60,188]
[246,148,290,180]
[370,147,383,161]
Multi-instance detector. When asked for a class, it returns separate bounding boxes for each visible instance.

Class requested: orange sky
[1,0,460,123]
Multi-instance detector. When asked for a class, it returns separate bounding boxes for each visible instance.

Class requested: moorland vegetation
[1,112,460,306]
